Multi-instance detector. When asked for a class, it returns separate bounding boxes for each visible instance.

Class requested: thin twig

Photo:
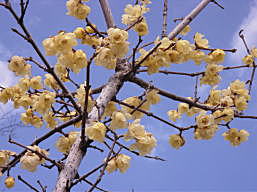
[106,135,166,161]
[37,180,47,192]
[86,18,105,38]
[137,64,256,77]
[211,0,224,9]
[8,138,61,169]
[125,16,143,31]
[81,53,97,147]
[18,175,40,192]
[194,76,199,99]
[129,76,215,111]
[2,116,81,174]
[87,139,119,192]
[239,30,256,95]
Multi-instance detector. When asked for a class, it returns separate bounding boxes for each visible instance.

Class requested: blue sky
[1,0,257,191]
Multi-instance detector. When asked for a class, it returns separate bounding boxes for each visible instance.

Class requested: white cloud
[0,61,17,87]
[230,0,257,66]
[0,44,17,113]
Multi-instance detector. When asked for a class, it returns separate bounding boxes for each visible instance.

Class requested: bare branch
[211,0,224,9]
[18,175,40,192]
[129,76,215,111]
[161,0,168,38]
[239,29,256,95]
[99,0,115,28]
[168,0,213,40]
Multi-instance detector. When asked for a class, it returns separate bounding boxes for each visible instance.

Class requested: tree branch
[99,0,115,28]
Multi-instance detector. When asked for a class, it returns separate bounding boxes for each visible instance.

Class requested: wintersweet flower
[194,32,209,48]
[169,134,185,149]
[66,0,91,20]
[5,176,15,188]
[85,122,106,142]
[223,128,249,146]
[56,131,79,154]
[8,56,31,76]
[20,145,49,172]
[167,110,181,122]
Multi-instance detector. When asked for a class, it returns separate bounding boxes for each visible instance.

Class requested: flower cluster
[21,108,43,128]
[138,36,208,74]
[73,27,100,47]
[122,4,149,36]
[222,128,249,146]
[95,28,129,69]
[167,100,201,122]
[20,145,49,172]
[195,112,218,140]
[106,154,131,173]
[121,90,160,119]
[8,56,31,76]
[56,131,79,154]
[66,0,90,20]
[125,119,156,155]
[200,49,225,86]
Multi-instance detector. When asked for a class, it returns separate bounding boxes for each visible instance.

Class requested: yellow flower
[56,131,79,154]
[130,133,157,155]
[223,128,249,146]
[146,89,160,105]
[134,20,149,36]
[44,74,60,90]
[205,49,225,64]
[122,4,149,25]
[242,55,254,66]
[196,112,214,128]
[250,47,257,57]
[116,154,131,173]
[106,158,117,173]
[8,56,31,76]
[43,32,77,55]
[122,96,150,119]
[176,40,193,54]
[234,96,248,111]
[110,111,128,130]
[66,0,91,20]
[5,176,15,188]
[107,28,128,44]
[194,32,209,48]
[167,110,181,122]
[85,24,97,34]
[43,112,57,129]
[190,50,206,65]
[177,103,189,114]
[0,150,16,167]
[85,122,106,142]
[94,47,116,69]
[169,134,185,149]
[124,119,146,141]
[180,25,191,36]
[194,124,218,140]
[30,76,43,90]
[102,101,117,118]
[20,145,49,172]
[73,27,85,39]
